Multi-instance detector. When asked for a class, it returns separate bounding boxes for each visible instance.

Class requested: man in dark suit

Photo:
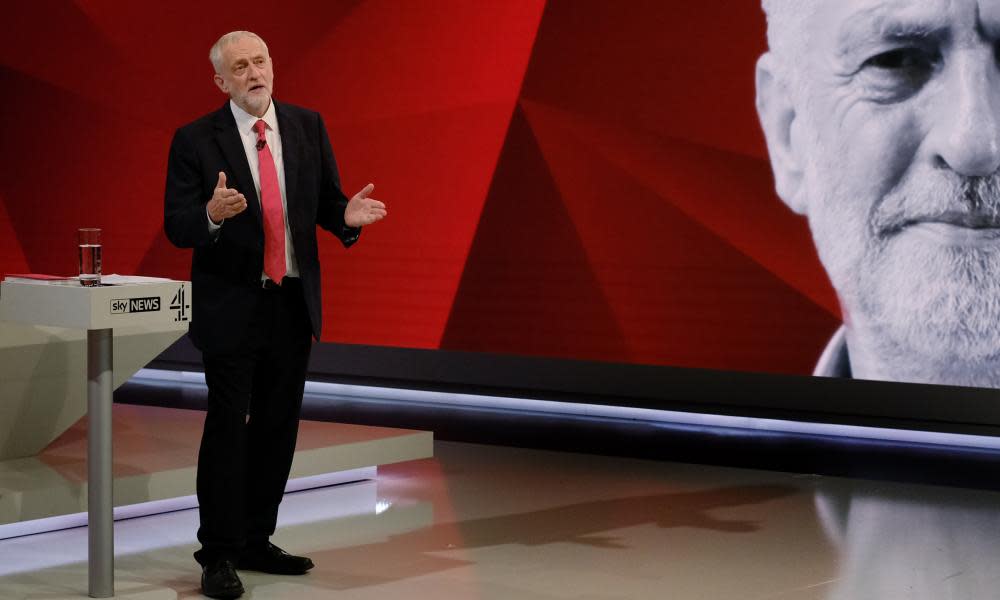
[164,30,386,599]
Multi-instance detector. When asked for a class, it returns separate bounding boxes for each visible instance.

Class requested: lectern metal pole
[87,328,114,598]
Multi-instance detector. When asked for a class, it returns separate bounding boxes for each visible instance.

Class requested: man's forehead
[825,0,1000,45]
[224,37,268,61]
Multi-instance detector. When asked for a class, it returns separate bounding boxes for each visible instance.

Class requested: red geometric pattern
[0,1,838,376]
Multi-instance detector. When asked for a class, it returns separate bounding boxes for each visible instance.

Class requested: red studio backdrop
[0,1,839,376]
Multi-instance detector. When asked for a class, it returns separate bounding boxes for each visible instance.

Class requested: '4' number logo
[170,286,190,322]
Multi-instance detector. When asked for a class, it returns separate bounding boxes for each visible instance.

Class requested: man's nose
[931,50,1000,177]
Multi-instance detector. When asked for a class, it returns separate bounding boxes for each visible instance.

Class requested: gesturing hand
[206,172,247,224]
[344,183,388,227]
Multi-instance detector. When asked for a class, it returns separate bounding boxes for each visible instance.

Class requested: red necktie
[253,119,287,284]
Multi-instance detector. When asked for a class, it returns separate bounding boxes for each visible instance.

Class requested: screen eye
[859,47,938,101]
[865,48,933,71]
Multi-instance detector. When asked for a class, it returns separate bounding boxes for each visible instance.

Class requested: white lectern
[0,277,191,598]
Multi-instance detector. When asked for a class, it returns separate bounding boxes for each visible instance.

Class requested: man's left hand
[344,183,387,227]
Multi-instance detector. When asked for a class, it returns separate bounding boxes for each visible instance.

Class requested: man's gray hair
[761,0,817,74]
[209,31,269,73]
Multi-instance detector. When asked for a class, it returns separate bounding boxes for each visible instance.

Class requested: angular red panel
[518,101,838,372]
[135,230,193,281]
[320,102,520,348]
[286,0,547,347]
[0,192,29,277]
[441,106,629,362]
[281,0,546,124]
[521,0,769,160]
[0,67,171,277]
[520,100,838,317]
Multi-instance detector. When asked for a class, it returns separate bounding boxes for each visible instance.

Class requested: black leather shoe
[201,559,244,599]
[238,542,314,575]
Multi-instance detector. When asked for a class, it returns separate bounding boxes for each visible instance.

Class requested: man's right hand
[207,172,248,224]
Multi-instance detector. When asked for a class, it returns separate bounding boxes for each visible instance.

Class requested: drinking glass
[78,228,102,287]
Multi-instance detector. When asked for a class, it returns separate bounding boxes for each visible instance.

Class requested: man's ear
[213,73,228,95]
[756,53,808,215]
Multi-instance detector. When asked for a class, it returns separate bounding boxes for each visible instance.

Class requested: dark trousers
[193,278,313,565]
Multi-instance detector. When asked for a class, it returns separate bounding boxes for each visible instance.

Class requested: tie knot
[253,119,267,139]
[253,120,267,150]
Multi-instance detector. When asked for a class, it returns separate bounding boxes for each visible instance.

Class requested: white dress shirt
[207,99,300,279]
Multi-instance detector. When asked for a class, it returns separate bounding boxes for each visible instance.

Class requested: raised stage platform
[0,403,433,539]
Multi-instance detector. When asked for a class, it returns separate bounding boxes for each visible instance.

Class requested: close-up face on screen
[757,0,1000,389]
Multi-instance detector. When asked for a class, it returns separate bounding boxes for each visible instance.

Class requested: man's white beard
[857,238,1000,386]
[811,171,1000,387]
[238,90,270,116]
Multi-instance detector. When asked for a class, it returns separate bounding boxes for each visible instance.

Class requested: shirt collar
[229,99,278,137]
[813,325,852,378]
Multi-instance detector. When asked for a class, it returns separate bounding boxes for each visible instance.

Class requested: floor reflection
[300,484,796,592]
[816,480,1000,600]
[2,441,1000,599]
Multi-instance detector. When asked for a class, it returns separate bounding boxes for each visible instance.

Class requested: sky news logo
[110,297,161,314]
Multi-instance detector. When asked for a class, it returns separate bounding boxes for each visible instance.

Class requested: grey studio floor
[3,437,1000,600]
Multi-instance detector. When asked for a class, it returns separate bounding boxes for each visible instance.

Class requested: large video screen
[3,1,996,393]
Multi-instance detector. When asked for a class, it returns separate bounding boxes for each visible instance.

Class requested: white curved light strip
[134,369,1000,451]
[0,468,375,542]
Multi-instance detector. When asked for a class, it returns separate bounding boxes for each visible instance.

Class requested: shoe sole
[236,558,314,575]
[236,564,312,575]
[202,586,244,599]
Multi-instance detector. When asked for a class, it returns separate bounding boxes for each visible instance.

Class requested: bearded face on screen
[757,0,1000,386]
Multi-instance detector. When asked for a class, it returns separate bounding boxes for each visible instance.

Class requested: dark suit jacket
[164,100,360,354]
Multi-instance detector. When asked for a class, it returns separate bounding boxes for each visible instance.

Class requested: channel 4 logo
[170,285,190,322]
[110,297,161,314]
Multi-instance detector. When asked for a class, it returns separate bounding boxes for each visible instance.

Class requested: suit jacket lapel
[212,103,262,230]
[275,101,301,234]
